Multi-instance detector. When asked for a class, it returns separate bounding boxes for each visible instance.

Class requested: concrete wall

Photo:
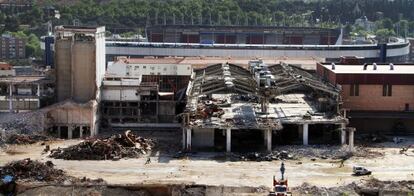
[158,102,175,115]
[106,44,409,59]
[72,41,96,102]
[350,118,414,133]
[46,106,92,125]
[342,84,414,111]
[0,100,38,111]
[55,39,72,102]
[107,62,192,77]
[192,128,214,148]
[95,27,106,96]
[101,88,142,101]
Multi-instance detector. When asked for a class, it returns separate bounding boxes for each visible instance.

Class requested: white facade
[107,61,192,77]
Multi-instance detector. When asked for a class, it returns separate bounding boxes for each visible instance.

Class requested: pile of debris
[6,134,50,145]
[0,158,66,183]
[228,145,383,161]
[292,182,358,195]
[293,178,414,195]
[230,151,294,161]
[0,111,43,134]
[0,158,105,184]
[49,130,155,160]
[272,145,384,160]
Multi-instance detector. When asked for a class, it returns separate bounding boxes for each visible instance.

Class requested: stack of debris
[0,111,43,134]
[293,178,414,195]
[0,158,105,184]
[0,158,65,182]
[49,130,155,160]
[230,151,294,161]
[293,182,358,195]
[6,134,50,145]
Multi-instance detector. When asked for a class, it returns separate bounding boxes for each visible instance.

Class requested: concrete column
[37,83,41,108]
[68,125,73,139]
[57,126,61,139]
[341,123,346,145]
[298,124,303,141]
[8,84,13,113]
[266,129,272,152]
[186,128,191,151]
[79,126,83,138]
[226,128,231,153]
[303,123,309,145]
[182,128,186,150]
[349,128,355,152]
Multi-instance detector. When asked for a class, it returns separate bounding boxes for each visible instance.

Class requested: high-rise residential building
[0,34,26,59]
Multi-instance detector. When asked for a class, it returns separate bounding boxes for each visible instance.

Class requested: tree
[375,28,395,43]
[4,16,20,32]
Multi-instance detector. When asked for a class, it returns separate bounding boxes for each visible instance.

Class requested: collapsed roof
[184,61,346,130]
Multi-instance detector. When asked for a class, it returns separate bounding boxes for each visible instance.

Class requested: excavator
[269,162,292,196]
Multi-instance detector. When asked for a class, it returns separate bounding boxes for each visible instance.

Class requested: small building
[0,62,15,76]
[0,34,26,59]
[317,61,414,134]
[183,61,349,152]
[0,76,54,112]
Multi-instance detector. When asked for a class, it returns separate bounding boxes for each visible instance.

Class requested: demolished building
[182,61,350,152]
[51,26,105,138]
[101,57,191,128]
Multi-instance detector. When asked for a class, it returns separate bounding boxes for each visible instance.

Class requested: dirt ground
[1,133,414,193]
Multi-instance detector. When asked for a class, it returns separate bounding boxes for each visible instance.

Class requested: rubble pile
[0,158,67,183]
[0,158,105,184]
[49,130,155,160]
[293,182,358,195]
[230,151,294,161]
[362,178,414,192]
[0,112,43,134]
[272,145,384,159]
[229,145,384,161]
[293,179,414,195]
[6,134,50,145]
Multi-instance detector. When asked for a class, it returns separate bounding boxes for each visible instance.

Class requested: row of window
[350,84,392,97]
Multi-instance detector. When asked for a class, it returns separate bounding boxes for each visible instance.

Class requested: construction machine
[269,162,292,196]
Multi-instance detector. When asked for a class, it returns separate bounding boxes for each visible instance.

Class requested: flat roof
[116,57,185,65]
[320,63,414,74]
[0,76,51,84]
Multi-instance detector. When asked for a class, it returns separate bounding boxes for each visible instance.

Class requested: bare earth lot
[1,135,414,192]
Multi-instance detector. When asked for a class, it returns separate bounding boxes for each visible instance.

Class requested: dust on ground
[1,131,414,192]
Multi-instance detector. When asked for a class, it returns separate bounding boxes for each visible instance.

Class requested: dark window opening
[382,84,392,96]
[350,84,359,96]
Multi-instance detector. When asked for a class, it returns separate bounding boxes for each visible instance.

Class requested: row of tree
[1,0,414,32]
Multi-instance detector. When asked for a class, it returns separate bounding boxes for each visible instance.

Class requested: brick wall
[342,84,414,111]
